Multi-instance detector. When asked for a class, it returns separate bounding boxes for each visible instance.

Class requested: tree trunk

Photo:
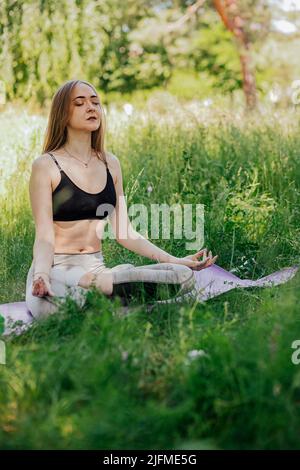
[213,0,257,110]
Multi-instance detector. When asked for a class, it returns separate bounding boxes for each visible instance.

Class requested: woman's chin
[87,123,100,130]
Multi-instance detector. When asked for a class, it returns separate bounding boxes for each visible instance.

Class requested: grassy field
[0,102,300,449]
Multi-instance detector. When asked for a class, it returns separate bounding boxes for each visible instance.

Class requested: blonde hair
[42,79,107,164]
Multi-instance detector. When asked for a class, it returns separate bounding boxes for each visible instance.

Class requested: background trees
[0,0,299,110]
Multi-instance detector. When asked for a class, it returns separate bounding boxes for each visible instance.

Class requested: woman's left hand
[174,248,218,271]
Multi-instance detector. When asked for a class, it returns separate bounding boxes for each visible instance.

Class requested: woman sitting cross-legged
[26,79,217,319]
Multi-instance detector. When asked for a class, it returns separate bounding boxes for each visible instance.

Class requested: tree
[213,0,270,110]
[155,0,271,110]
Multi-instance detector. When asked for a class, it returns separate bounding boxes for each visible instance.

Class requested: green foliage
[192,22,242,93]
[1,0,299,109]
[166,69,215,101]
[0,0,167,104]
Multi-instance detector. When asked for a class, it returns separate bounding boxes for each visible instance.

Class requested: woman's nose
[87,102,97,111]
[87,105,96,111]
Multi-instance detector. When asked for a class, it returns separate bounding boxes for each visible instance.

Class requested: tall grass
[0,102,300,449]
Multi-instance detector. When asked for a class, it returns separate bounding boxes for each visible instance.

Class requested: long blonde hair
[42,79,107,165]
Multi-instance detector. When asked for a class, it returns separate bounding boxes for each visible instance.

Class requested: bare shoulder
[106,151,120,167]
[31,153,57,185]
[105,151,122,184]
[32,153,53,169]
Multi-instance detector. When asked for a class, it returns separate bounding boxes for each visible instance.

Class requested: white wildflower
[121,350,129,361]
[123,103,133,116]
[187,349,207,360]
[202,99,213,107]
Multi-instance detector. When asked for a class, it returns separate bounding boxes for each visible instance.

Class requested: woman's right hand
[32,275,55,297]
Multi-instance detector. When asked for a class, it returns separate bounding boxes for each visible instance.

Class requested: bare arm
[29,156,55,279]
[107,153,178,263]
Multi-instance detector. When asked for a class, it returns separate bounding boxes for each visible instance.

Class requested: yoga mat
[0,263,299,336]
[0,301,34,337]
[152,263,299,305]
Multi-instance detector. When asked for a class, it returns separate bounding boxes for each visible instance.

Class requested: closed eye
[76,103,99,106]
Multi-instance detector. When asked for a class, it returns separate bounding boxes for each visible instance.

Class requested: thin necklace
[63,146,93,168]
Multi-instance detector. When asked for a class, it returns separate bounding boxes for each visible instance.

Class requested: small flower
[187,349,207,360]
[123,103,133,116]
[147,185,153,194]
[202,98,213,107]
[273,382,281,397]
[121,350,129,361]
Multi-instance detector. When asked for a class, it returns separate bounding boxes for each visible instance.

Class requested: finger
[36,280,44,296]
[37,281,44,295]
[201,252,211,264]
[198,261,212,270]
[205,256,217,268]
[196,248,207,257]
[38,286,44,297]
[196,259,208,268]
[34,278,46,296]
[32,287,40,296]
[191,250,203,262]
[32,280,41,296]
[198,256,214,269]
[33,284,44,297]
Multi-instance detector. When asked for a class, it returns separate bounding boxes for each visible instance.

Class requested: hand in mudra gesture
[32,274,55,297]
[176,248,218,271]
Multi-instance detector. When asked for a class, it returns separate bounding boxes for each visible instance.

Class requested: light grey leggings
[25,251,197,319]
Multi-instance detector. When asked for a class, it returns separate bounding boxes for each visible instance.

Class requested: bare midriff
[53,219,108,254]
[48,150,116,255]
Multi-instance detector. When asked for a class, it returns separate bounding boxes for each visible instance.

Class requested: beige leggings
[25,251,197,319]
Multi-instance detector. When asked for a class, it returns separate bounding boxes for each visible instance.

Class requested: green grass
[0,102,300,449]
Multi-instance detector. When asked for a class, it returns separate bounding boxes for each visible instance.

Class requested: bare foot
[78,272,95,289]
[94,271,114,296]
[78,271,113,296]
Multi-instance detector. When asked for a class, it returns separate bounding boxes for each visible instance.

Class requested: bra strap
[48,152,62,172]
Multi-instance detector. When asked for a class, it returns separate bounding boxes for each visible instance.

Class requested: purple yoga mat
[193,263,299,301]
[0,263,299,336]
[151,263,299,305]
[0,301,34,336]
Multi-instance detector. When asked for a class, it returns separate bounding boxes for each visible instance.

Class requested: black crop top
[49,152,117,221]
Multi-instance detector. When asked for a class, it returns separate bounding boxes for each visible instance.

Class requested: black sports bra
[49,152,117,221]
